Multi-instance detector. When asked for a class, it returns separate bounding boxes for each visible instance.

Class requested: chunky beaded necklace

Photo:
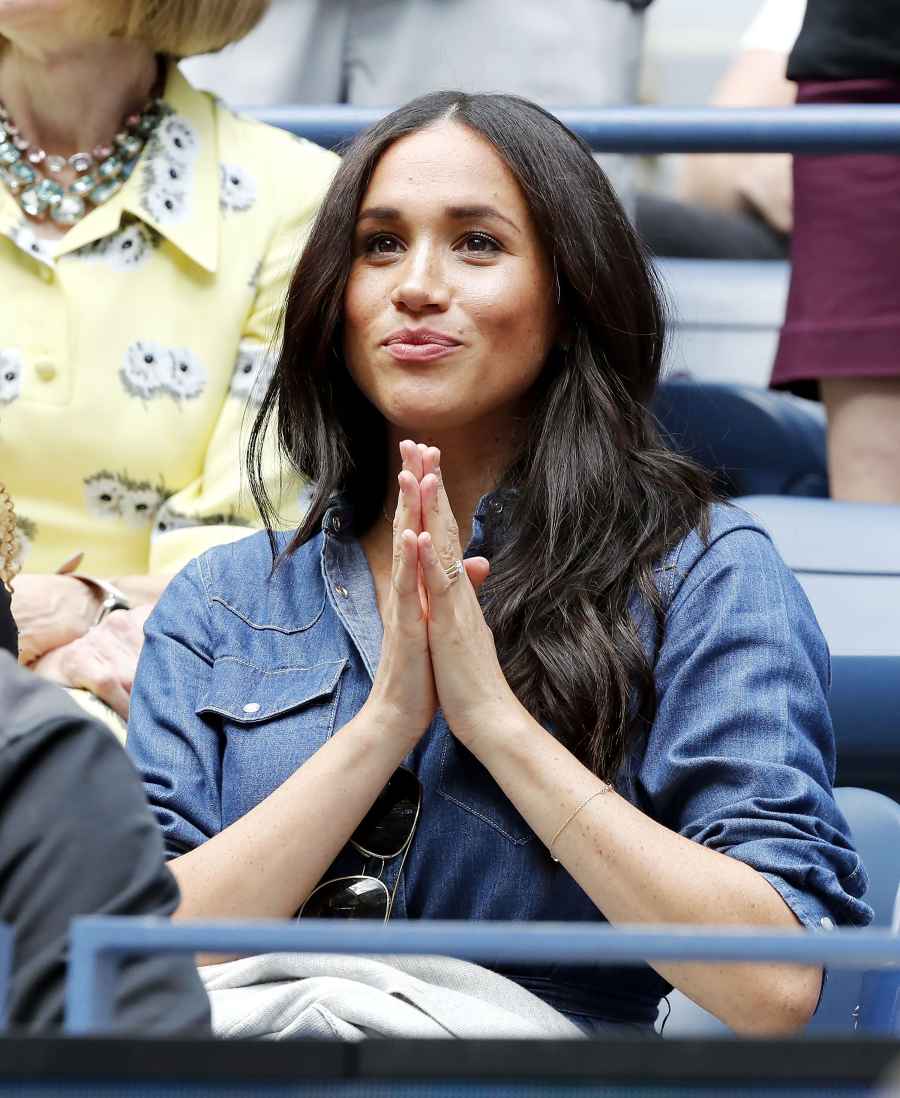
[0,84,166,228]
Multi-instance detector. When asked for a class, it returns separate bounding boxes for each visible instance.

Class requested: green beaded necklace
[0,89,165,228]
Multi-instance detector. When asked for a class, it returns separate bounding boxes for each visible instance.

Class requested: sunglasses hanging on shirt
[298,766,422,921]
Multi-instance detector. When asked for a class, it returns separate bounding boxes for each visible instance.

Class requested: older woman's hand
[12,574,100,665]
[30,605,152,718]
[414,450,513,751]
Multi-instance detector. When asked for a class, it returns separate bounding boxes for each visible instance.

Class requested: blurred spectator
[0,1,338,727]
[0,485,209,1033]
[637,0,806,260]
[183,0,652,200]
[771,0,900,503]
[679,0,806,239]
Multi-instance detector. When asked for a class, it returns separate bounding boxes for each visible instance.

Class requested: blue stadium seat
[654,259,790,388]
[735,496,900,800]
[810,788,900,1034]
[653,380,827,498]
[662,788,900,1036]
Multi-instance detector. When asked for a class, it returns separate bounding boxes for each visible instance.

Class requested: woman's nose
[390,246,450,313]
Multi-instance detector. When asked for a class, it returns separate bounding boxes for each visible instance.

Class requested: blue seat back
[736,496,900,800]
[655,259,790,388]
[653,381,827,499]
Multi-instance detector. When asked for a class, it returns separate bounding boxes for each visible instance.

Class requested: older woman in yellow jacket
[0,1,338,724]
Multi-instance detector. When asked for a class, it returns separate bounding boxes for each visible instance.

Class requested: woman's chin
[380,397,478,435]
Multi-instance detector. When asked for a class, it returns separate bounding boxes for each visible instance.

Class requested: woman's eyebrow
[356,204,520,233]
[446,205,521,233]
[357,205,401,224]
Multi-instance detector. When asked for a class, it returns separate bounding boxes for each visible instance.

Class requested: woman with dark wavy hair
[128,92,870,1035]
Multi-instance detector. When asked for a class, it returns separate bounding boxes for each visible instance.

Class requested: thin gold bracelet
[548,786,611,863]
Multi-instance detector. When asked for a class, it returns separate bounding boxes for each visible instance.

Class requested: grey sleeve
[0,657,210,1033]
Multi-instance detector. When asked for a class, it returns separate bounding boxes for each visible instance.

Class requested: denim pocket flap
[197,657,347,724]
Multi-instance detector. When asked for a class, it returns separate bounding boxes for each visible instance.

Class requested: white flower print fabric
[10,221,53,266]
[163,348,207,400]
[77,221,160,270]
[140,112,199,227]
[0,349,24,405]
[229,341,275,404]
[120,341,207,402]
[84,471,166,527]
[153,500,251,540]
[219,164,257,213]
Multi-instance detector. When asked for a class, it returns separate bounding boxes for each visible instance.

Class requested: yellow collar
[1,66,221,274]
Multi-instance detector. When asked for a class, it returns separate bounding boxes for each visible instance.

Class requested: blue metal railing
[65,917,900,1035]
[252,104,900,154]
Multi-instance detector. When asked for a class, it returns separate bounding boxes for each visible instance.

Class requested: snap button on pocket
[335,584,349,598]
[197,657,348,726]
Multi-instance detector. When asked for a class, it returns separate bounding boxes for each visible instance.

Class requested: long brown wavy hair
[249,92,714,780]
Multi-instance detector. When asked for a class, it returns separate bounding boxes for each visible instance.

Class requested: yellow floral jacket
[0,66,338,578]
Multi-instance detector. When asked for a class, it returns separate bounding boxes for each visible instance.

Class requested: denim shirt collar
[318,489,511,684]
[320,489,511,556]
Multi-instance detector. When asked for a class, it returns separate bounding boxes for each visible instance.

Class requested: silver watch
[71,575,132,625]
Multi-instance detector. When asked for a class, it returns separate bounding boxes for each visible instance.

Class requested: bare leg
[821,377,900,503]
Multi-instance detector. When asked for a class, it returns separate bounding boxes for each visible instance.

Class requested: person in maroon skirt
[771,0,900,503]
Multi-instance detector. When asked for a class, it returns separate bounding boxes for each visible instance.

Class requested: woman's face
[0,1,103,43]
[343,121,559,435]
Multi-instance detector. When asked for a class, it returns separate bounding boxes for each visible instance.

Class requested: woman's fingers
[418,531,472,612]
[420,453,463,572]
[417,537,489,599]
[463,556,491,592]
[392,527,420,597]
[400,439,424,483]
[394,469,420,536]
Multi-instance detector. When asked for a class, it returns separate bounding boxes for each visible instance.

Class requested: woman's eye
[364,234,402,257]
[459,232,501,255]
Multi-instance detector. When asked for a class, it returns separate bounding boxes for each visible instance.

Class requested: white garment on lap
[201,952,585,1041]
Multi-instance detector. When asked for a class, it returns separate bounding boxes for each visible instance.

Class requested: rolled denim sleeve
[127,560,221,860]
[638,521,872,930]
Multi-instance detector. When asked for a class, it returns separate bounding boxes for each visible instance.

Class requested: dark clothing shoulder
[789,0,900,81]
[0,653,209,1032]
[0,583,16,658]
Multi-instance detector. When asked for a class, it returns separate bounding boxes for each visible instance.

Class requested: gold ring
[444,559,463,583]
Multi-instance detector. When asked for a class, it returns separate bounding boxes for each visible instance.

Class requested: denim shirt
[127,498,872,1030]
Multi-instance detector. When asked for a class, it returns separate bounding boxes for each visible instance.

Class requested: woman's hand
[30,605,152,718]
[363,441,439,742]
[414,450,514,750]
[12,574,99,665]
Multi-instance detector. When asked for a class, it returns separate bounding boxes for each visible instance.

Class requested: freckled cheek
[462,274,555,361]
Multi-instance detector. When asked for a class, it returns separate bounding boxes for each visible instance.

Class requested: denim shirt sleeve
[637,520,872,930]
[127,560,220,859]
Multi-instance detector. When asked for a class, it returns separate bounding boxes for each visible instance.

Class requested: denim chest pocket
[437,731,535,845]
[197,656,347,736]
